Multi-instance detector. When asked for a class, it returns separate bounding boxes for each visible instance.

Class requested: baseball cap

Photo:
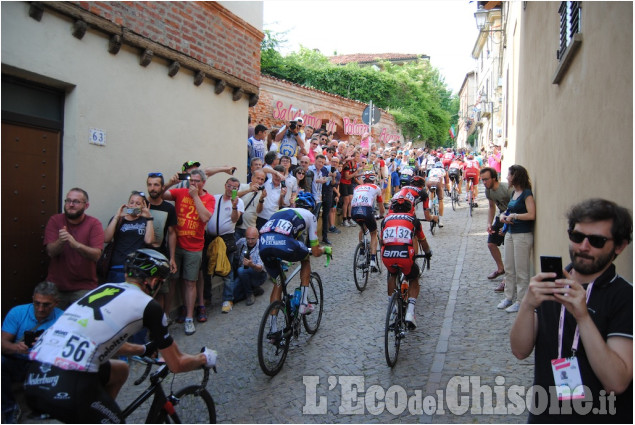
[182,160,201,171]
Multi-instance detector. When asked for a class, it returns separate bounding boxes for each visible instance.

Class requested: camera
[289,121,297,131]
[242,248,251,269]
[258,185,265,191]
[178,173,190,181]
[126,207,141,215]
[24,329,44,347]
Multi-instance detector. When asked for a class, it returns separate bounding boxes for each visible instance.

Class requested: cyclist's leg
[104,360,128,400]
[436,186,444,218]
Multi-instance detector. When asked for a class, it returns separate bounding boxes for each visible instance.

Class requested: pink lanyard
[557,281,594,358]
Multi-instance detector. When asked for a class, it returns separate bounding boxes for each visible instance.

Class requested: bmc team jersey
[351,183,383,208]
[340,160,357,185]
[29,283,173,373]
[396,186,429,209]
[169,188,215,251]
[380,212,426,276]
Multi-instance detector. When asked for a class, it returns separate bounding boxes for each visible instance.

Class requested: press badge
[551,357,585,400]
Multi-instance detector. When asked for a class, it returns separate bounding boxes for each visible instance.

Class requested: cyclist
[394,176,438,224]
[258,192,331,333]
[441,147,455,171]
[351,171,386,271]
[464,153,481,207]
[24,249,217,424]
[426,162,449,227]
[379,197,432,329]
[448,156,464,195]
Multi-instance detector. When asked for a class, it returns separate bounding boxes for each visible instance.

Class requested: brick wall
[251,75,402,148]
[73,1,262,87]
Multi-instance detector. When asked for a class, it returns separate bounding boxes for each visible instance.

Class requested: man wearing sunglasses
[511,198,632,423]
[44,188,105,309]
[275,119,306,166]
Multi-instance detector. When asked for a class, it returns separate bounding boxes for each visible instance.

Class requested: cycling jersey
[380,212,425,278]
[29,283,173,372]
[259,208,318,279]
[25,283,174,423]
[395,186,429,210]
[351,184,383,232]
[427,168,446,185]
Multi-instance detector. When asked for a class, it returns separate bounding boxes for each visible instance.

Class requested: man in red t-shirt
[379,197,431,329]
[162,169,214,335]
[44,188,104,309]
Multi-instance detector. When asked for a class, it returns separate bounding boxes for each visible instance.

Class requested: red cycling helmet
[389,196,413,214]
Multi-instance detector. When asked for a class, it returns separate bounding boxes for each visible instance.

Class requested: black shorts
[488,217,506,246]
[449,169,461,182]
[351,206,377,232]
[24,362,122,424]
[340,182,354,197]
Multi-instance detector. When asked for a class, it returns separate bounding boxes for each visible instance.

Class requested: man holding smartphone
[510,198,632,422]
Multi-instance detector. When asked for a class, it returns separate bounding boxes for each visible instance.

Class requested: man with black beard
[511,199,632,423]
[146,173,178,316]
[43,188,104,309]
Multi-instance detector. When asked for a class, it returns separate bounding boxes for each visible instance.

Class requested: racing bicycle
[353,222,382,292]
[428,187,439,235]
[384,254,430,368]
[122,355,216,423]
[257,256,324,376]
[450,178,460,211]
[466,176,476,217]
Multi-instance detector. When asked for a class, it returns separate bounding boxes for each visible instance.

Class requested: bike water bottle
[292,288,302,311]
[401,281,409,297]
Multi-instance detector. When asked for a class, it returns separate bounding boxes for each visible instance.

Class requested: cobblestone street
[118,185,535,423]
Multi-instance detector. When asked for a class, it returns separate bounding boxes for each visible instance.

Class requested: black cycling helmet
[411,175,425,187]
[389,196,413,214]
[125,248,170,280]
[295,192,316,211]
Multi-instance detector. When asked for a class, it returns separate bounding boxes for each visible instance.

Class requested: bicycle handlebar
[412,254,431,270]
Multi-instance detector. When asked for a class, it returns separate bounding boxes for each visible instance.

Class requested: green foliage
[261,36,459,147]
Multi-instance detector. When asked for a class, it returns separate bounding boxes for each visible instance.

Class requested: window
[557,1,581,60]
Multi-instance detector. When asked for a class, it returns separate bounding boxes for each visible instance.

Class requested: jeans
[504,231,534,303]
[233,266,268,302]
[222,251,236,302]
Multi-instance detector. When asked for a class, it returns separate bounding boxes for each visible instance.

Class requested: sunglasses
[148,172,163,177]
[568,229,613,248]
[296,171,305,175]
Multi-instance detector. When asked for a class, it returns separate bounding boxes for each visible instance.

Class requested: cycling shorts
[448,168,461,182]
[426,180,444,200]
[259,232,310,279]
[25,362,121,424]
[381,245,419,279]
[464,169,479,185]
[351,206,377,232]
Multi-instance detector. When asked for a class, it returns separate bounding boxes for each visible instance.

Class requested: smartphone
[178,173,190,181]
[540,256,564,282]
[231,189,237,200]
[280,180,286,188]
[126,207,141,215]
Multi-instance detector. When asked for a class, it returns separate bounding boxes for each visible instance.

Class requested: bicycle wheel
[353,242,369,292]
[384,291,403,367]
[257,300,290,376]
[468,188,473,217]
[166,386,217,424]
[429,201,437,235]
[303,272,324,334]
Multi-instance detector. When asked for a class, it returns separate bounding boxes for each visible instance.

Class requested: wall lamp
[474,8,504,32]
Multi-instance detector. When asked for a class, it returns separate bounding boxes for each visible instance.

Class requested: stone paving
[116,184,535,424]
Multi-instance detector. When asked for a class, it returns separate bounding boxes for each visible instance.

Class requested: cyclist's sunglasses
[567,230,612,248]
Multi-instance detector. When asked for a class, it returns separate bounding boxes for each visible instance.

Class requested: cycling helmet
[434,161,444,168]
[125,248,170,280]
[411,175,425,187]
[408,158,416,167]
[295,192,316,211]
[390,196,413,214]
[446,147,453,152]
[362,171,376,183]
